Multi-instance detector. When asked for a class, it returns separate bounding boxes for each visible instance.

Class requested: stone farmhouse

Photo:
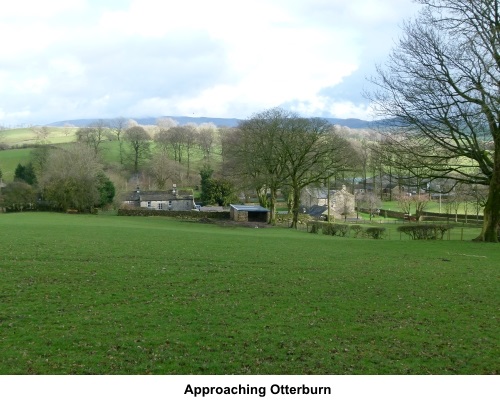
[122,185,196,211]
[301,185,355,219]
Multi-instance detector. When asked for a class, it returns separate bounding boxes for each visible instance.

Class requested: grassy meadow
[0,148,34,181]
[0,127,77,147]
[0,212,498,375]
[0,127,76,181]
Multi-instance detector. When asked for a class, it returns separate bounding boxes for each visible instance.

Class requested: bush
[309,222,321,234]
[365,227,386,239]
[350,225,364,238]
[323,223,349,237]
[397,224,453,240]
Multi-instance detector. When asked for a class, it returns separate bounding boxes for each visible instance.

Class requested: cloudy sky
[0,0,422,126]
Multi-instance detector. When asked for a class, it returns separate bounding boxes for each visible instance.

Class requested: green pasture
[0,213,498,374]
[0,127,76,181]
[0,148,33,181]
[381,200,484,216]
[0,127,76,147]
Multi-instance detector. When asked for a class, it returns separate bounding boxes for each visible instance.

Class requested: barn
[230,204,270,223]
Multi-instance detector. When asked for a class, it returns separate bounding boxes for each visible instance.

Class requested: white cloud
[1,0,86,18]
[49,57,86,78]
[0,0,422,125]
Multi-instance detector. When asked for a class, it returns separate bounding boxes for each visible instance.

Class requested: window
[168,201,172,209]
[158,203,163,210]
[147,201,152,208]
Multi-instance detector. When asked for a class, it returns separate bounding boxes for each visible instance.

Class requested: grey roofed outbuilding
[230,204,270,212]
[230,204,270,222]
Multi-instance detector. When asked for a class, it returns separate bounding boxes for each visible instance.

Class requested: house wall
[300,188,327,209]
[332,186,355,216]
[140,199,195,211]
[230,207,269,222]
[230,208,248,222]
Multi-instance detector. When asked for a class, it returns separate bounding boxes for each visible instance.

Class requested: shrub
[365,227,386,239]
[397,224,453,240]
[323,223,349,237]
[350,225,364,238]
[309,222,321,234]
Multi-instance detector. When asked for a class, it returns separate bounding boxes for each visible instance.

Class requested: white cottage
[123,185,196,211]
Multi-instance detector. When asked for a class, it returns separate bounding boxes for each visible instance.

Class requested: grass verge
[0,213,498,374]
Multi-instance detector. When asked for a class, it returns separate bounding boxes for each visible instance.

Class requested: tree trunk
[476,155,500,242]
[268,188,277,225]
[475,141,500,243]
[119,141,124,165]
[290,184,301,229]
[256,187,268,209]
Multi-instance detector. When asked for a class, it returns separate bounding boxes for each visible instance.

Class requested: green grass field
[0,127,76,181]
[0,127,77,147]
[0,212,498,375]
[0,148,34,181]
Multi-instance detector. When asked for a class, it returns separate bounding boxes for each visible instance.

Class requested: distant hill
[47,116,240,128]
[47,116,380,129]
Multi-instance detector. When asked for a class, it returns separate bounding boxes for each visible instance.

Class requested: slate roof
[304,186,328,199]
[307,205,328,217]
[230,204,270,212]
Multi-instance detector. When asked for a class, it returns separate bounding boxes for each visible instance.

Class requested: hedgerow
[365,227,386,239]
[397,224,453,240]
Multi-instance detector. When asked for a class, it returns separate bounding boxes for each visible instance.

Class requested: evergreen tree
[14,162,37,185]
[96,172,116,207]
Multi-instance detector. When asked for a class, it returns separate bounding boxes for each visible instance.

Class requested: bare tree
[232,109,354,227]
[182,124,197,180]
[30,145,52,179]
[75,120,110,156]
[397,193,430,220]
[149,151,184,190]
[156,117,178,130]
[231,108,292,224]
[356,138,371,193]
[62,123,75,137]
[155,128,170,155]
[397,193,414,219]
[334,191,356,222]
[126,119,139,128]
[197,123,217,163]
[166,126,186,163]
[357,192,382,220]
[124,126,151,173]
[368,0,500,241]
[281,117,353,228]
[110,117,128,164]
[462,182,489,221]
[30,126,51,144]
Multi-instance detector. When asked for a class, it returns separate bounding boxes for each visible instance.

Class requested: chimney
[172,184,177,196]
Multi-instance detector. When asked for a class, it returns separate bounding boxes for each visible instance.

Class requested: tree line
[1,0,498,241]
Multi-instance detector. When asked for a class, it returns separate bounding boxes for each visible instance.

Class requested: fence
[302,219,483,241]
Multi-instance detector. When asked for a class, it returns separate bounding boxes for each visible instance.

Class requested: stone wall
[118,209,230,220]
